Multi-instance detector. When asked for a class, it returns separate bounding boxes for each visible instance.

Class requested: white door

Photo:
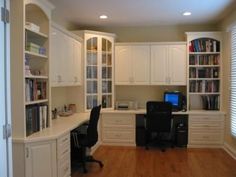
[115,46,133,84]
[150,45,169,85]
[0,0,12,177]
[73,39,82,85]
[25,141,57,177]
[132,45,150,85]
[51,27,64,86]
[168,45,187,85]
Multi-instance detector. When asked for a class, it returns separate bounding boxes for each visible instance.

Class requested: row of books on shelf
[25,79,47,102]
[26,104,48,136]
[189,80,219,93]
[189,54,220,65]
[189,68,219,78]
[201,95,220,110]
[189,38,220,52]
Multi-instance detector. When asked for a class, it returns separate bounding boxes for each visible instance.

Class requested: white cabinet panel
[115,46,132,84]
[25,141,57,177]
[150,45,168,85]
[169,45,186,85]
[115,45,150,85]
[151,44,186,85]
[133,45,150,84]
[51,26,82,87]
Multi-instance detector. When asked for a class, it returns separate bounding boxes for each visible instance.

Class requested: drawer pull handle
[62,138,68,143]
[62,149,69,155]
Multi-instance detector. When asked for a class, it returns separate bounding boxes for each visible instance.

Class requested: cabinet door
[150,45,168,85]
[51,28,64,86]
[63,34,74,85]
[132,45,150,85]
[25,141,57,177]
[115,46,133,85]
[168,45,187,85]
[73,39,82,85]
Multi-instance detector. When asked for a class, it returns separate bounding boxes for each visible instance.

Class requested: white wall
[219,8,236,155]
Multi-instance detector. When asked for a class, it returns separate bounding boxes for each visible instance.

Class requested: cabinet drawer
[102,114,134,128]
[102,128,135,143]
[57,133,70,157]
[189,132,223,144]
[58,157,70,177]
[190,121,224,129]
[190,115,223,122]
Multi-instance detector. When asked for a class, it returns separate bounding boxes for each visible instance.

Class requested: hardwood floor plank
[72,146,236,177]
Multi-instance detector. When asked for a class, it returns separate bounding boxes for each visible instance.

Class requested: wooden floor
[72,146,236,177]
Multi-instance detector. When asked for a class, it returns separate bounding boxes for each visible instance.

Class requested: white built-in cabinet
[114,42,186,86]
[150,44,187,85]
[73,30,115,110]
[25,140,57,177]
[115,44,150,85]
[51,24,82,87]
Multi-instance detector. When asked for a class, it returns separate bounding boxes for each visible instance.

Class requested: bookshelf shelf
[25,99,48,106]
[25,50,48,59]
[25,26,48,39]
[186,32,222,111]
[25,75,48,79]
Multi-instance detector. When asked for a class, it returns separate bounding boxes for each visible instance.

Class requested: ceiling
[49,0,236,28]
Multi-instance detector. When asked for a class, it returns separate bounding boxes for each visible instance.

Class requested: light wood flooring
[72,146,236,177]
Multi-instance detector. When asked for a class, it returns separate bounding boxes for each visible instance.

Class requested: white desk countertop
[13,112,90,143]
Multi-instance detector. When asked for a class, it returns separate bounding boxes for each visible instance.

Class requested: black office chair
[71,105,103,173]
[145,101,173,151]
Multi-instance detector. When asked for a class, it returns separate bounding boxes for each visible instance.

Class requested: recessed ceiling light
[99,15,108,19]
[183,12,191,16]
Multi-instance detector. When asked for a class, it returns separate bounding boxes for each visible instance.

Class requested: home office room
[1,0,236,177]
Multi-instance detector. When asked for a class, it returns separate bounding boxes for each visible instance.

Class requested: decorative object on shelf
[25,22,40,33]
[68,104,76,113]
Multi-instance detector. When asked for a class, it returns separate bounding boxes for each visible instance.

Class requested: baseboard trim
[223,143,236,160]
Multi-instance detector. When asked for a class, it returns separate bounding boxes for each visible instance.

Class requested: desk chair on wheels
[71,105,103,173]
[145,101,173,151]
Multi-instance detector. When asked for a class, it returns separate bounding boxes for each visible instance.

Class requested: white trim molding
[223,142,236,160]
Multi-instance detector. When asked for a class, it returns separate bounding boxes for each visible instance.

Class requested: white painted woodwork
[25,141,57,177]
[150,45,169,85]
[151,44,186,85]
[188,113,225,147]
[115,44,150,85]
[51,25,82,87]
[101,113,135,145]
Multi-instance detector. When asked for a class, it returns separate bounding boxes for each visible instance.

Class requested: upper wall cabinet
[115,44,150,85]
[51,24,82,87]
[150,43,187,85]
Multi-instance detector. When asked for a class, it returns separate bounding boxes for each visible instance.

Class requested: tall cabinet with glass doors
[75,30,115,110]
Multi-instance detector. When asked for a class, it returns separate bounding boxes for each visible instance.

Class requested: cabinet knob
[74,76,78,82]
[57,75,62,82]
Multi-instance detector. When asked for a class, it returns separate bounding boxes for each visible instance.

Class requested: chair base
[81,155,104,173]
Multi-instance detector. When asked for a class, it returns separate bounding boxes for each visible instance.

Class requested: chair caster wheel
[99,162,104,168]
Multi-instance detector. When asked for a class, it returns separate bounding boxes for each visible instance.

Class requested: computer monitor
[163,91,183,111]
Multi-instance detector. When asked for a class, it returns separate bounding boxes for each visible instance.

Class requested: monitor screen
[164,92,182,111]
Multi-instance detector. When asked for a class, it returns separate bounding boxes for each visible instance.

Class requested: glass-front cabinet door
[86,37,98,109]
[85,32,115,110]
[101,38,112,108]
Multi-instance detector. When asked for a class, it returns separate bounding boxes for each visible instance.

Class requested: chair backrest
[86,105,101,147]
[146,101,172,132]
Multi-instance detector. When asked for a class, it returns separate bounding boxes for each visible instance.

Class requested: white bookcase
[186,32,222,111]
[74,30,116,110]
